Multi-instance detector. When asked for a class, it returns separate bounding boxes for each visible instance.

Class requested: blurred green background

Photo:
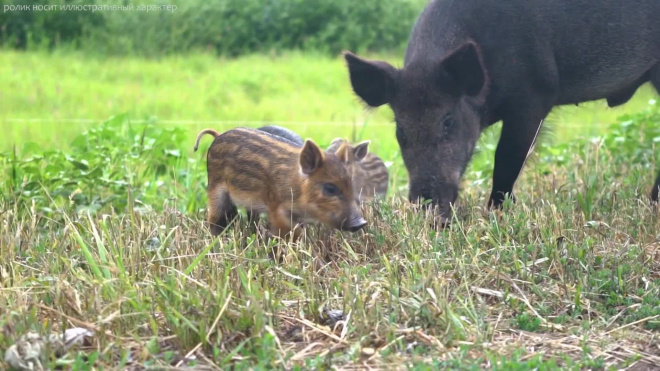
[0,0,654,149]
[0,0,657,215]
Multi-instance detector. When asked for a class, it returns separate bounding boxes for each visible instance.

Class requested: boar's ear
[343,51,397,107]
[353,140,370,162]
[300,139,325,174]
[438,42,488,98]
[326,138,345,153]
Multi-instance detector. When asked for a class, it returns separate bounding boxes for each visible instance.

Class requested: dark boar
[343,0,660,221]
[194,128,367,238]
[327,138,389,201]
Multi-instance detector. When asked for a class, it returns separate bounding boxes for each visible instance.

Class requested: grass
[0,50,659,369]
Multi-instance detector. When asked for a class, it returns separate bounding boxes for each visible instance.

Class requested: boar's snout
[409,180,458,223]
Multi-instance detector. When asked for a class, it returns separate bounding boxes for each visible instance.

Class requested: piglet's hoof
[267,248,286,263]
[264,235,286,262]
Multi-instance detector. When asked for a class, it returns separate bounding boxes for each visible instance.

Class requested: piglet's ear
[300,140,324,174]
[335,142,351,163]
[353,140,370,162]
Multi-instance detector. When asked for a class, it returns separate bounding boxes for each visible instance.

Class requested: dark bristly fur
[257,125,305,147]
[194,127,367,238]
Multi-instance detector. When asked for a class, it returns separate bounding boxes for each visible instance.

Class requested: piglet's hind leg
[207,186,237,236]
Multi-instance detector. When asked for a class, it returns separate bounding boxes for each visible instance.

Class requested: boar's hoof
[487,191,516,210]
[433,215,451,229]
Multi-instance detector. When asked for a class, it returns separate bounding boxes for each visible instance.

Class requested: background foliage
[0,0,426,57]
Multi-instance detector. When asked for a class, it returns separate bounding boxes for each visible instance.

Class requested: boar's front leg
[489,98,553,209]
[651,67,660,203]
[207,186,238,236]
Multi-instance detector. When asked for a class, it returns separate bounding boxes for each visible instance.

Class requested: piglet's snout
[341,208,367,232]
[341,217,366,232]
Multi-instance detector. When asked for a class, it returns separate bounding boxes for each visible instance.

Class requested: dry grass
[1,138,659,369]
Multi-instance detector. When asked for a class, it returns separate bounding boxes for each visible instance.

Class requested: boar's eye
[322,183,342,197]
[442,116,454,130]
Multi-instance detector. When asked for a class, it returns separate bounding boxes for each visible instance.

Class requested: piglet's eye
[442,116,454,129]
[322,183,342,197]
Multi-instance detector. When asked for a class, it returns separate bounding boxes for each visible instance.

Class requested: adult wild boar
[343,0,660,222]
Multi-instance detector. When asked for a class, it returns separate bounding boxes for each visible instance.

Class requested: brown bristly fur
[327,138,389,201]
[195,127,366,239]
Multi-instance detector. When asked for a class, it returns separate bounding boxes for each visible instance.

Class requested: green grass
[1,50,659,369]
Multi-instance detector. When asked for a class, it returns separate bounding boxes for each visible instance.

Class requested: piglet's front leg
[267,205,303,242]
[266,205,305,262]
